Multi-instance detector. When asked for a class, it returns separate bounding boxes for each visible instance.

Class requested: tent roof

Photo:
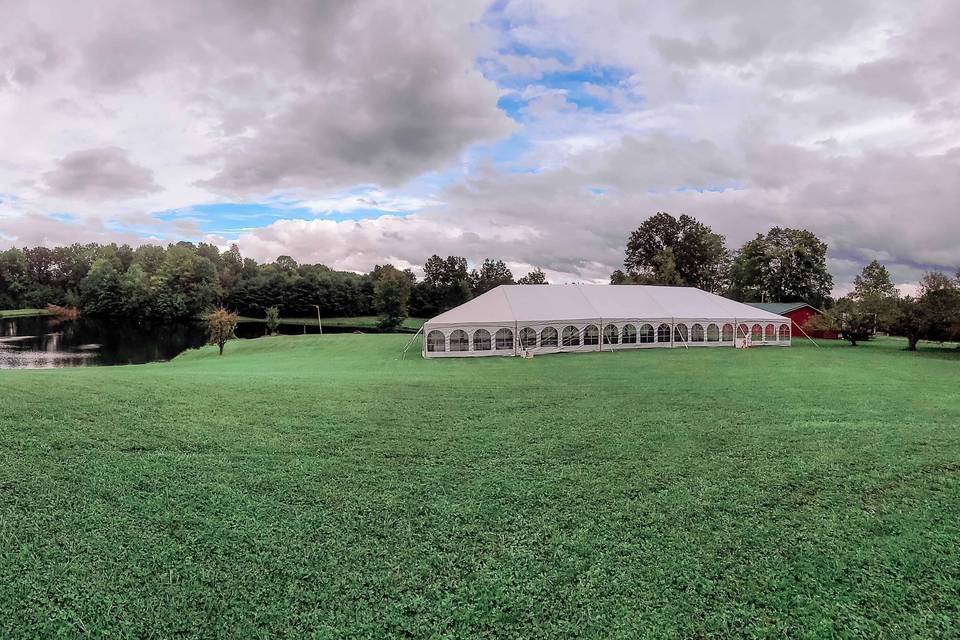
[425,284,789,327]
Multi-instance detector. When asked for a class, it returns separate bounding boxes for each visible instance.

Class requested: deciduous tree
[621,212,729,292]
[729,227,833,307]
[207,307,239,356]
[372,265,413,331]
[517,268,548,284]
[832,299,876,346]
[265,306,281,335]
[470,259,514,295]
[851,260,898,330]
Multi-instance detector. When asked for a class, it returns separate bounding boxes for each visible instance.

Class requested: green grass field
[0,308,51,318]
[2,336,959,638]
[238,315,425,332]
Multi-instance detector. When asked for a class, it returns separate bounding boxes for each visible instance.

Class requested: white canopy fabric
[425,284,787,328]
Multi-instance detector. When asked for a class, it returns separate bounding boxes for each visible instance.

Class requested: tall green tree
[80,259,125,316]
[470,259,514,295]
[621,212,729,292]
[850,260,898,330]
[0,248,29,308]
[517,268,548,285]
[151,246,220,318]
[119,264,152,316]
[729,227,833,307]
[852,260,897,299]
[372,265,413,331]
[889,272,960,350]
[413,255,472,316]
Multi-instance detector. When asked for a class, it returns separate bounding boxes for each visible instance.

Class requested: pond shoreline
[0,311,424,368]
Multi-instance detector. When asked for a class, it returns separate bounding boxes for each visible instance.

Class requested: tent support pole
[676,324,689,349]
[401,325,424,359]
[792,322,821,348]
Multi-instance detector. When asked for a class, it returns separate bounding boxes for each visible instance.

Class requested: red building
[746,302,839,340]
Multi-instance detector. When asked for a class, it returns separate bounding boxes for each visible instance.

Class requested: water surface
[0,315,377,368]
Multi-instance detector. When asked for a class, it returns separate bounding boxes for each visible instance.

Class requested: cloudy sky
[1,0,958,292]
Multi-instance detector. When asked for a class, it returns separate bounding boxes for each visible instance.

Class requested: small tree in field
[265,306,280,335]
[835,301,876,346]
[207,307,239,355]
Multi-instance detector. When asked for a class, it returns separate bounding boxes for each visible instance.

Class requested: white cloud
[1,0,958,297]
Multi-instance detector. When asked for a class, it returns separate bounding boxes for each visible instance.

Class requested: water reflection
[0,315,208,369]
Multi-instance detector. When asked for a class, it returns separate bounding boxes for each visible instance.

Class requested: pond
[0,315,375,369]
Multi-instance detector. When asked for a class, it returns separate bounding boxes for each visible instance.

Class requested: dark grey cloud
[2,0,959,297]
[41,147,161,200]
[197,4,512,193]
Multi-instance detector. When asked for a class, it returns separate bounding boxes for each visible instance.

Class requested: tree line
[0,241,546,329]
[822,264,960,349]
[1,211,957,343]
[606,211,960,348]
[608,212,834,308]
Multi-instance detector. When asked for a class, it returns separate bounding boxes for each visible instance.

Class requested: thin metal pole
[792,321,821,348]
[401,325,424,359]
[676,322,689,349]
[313,305,322,334]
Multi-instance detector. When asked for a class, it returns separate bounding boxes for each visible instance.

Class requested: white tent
[422,284,791,358]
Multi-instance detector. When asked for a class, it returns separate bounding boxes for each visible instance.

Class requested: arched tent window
[674,323,689,343]
[657,323,671,343]
[540,326,558,347]
[751,324,763,340]
[707,324,720,342]
[738,324,750,339]
[602,324,619,345]
[519,327,537,348]
[691,323,705,342]
[473,329,492,350]
[426,330,445,352]
[495,328,514,350]
[449,329,469,351]
[722,324,734,341]
[779,324,790,340]
[583,324,599,345]
[639,324,654,344]
[764,324,776,341]
[562,325,580,347]
[622,324,638,344]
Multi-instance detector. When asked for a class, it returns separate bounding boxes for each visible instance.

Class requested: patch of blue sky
[105,218,169,239]
[492,66,636,121]
[464,132,536,173]
[395,167,464,196]
[540,66,630,89]
[476,0,525,34]
[496,93,528,121]
[48,212,77,224]
[673,183,745,193]
[152,200,418,239]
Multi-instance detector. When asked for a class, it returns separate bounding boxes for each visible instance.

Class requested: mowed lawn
[2,336,959,638]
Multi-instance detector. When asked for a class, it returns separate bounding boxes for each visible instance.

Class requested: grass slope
[238,315,425,331]
[0,308,51,318]
[1,337,959,638]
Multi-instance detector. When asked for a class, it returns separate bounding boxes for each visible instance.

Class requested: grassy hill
[2,336,959,637]
[0,308,51,318]
[237,315,425,332]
